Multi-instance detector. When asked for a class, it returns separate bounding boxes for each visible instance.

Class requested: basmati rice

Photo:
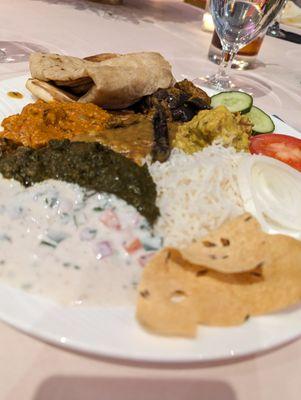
[148,144,247,247]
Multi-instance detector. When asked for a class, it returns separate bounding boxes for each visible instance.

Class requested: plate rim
[0,74,301,363]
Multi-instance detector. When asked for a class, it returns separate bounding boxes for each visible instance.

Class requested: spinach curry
[0,139,159,225]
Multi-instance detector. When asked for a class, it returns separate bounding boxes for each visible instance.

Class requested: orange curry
[1,100,111,148]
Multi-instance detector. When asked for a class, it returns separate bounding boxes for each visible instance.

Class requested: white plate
[0,75,301,363]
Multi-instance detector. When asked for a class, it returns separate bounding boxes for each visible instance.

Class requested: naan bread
[28,52,174,109]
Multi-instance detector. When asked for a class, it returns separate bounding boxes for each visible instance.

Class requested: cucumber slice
[211,91,253,114]
[245,106,275,134]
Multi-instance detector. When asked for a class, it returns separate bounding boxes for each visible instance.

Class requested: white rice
[148,144,246,248]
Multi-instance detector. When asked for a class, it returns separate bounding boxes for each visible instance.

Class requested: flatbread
[28,52,175,109]
[137,220,301,337]
[80,52,175,109]
[25,79,77,103]
[29,53,89,82]
[181,213,269,273]
[137,248,257,337]
[83,53,120,63]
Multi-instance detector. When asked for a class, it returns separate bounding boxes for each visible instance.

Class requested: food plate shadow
[30,0,201,25]
[33,376,237,400]
[0,41,49,63]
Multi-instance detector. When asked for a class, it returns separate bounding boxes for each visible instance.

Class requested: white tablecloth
[0,1,301,399]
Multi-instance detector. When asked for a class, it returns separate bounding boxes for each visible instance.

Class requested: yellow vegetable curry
[173,105,253,153]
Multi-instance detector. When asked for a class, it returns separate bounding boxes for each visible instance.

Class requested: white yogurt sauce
[0,176,161,306]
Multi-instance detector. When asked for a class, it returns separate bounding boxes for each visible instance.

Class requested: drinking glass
[266,0,287,38]
[200,0,286,90]
[208,29,265,70]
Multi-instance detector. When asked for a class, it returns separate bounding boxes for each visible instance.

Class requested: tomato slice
[249,134,301,172]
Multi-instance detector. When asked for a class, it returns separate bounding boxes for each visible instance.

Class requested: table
[0,1,301,399]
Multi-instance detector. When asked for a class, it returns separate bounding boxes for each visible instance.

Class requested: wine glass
[266,0,287,38]
[200,0,286,90]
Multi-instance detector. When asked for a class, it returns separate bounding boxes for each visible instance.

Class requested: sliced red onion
[93,241,113,260]
[100,209,121,230]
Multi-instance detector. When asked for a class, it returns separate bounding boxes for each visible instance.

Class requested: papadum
[136,214,301,337]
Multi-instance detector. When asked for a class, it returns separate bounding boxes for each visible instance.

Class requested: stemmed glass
[266,0,287,38]
[200,0,286,90]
